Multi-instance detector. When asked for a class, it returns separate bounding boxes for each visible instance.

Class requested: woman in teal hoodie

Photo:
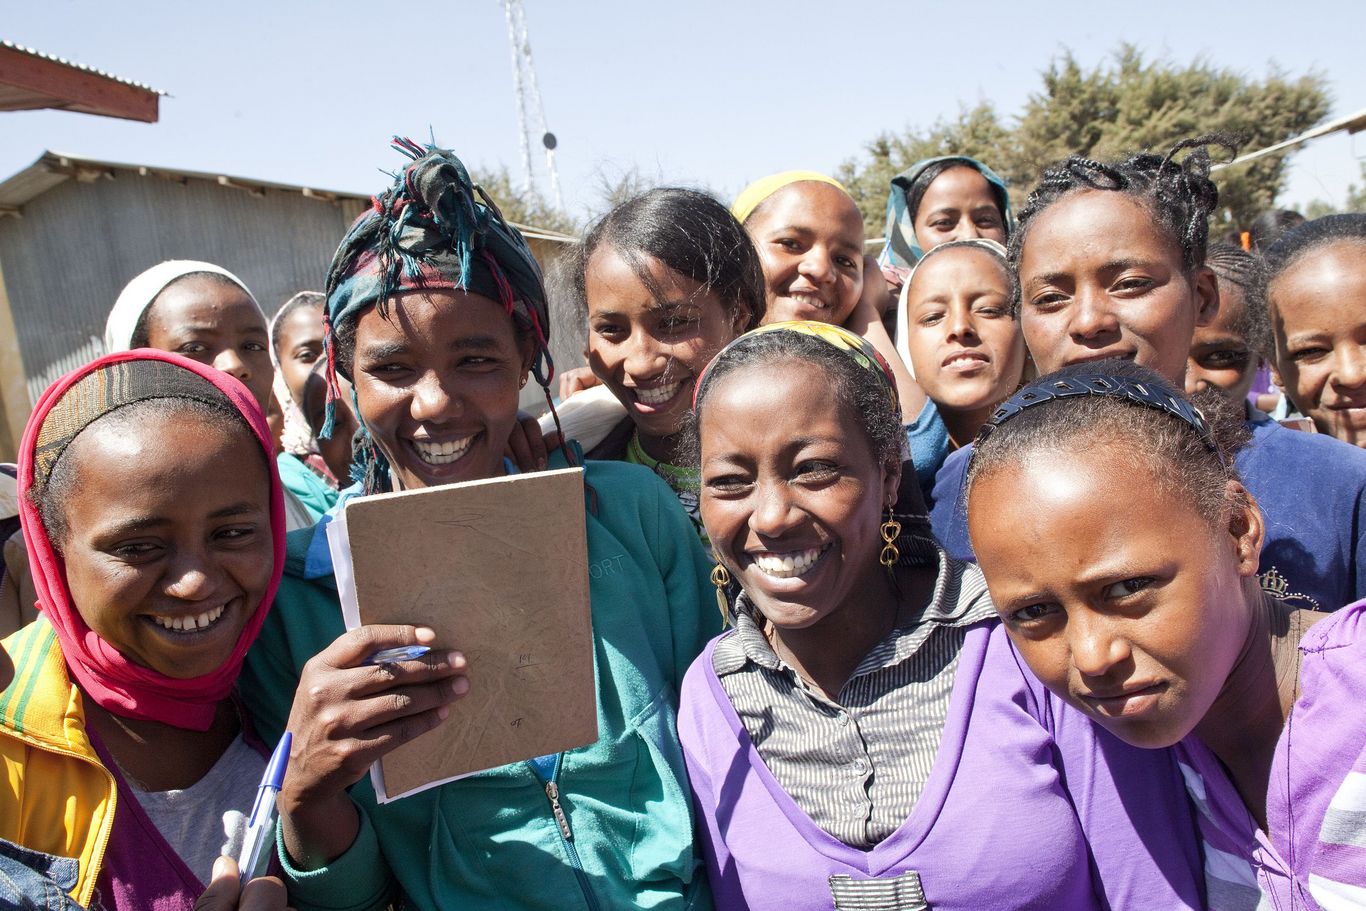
[236,140,717,911]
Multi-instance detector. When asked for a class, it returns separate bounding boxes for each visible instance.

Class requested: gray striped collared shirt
[713,533,994,849]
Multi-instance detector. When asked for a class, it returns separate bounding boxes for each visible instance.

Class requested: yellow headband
[730,170,849,224]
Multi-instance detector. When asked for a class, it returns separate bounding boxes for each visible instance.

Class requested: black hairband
[973,374,1223,464]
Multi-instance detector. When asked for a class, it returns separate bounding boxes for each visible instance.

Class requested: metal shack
[0,151,578,459]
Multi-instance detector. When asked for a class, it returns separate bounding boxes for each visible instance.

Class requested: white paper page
[325,508,362,632]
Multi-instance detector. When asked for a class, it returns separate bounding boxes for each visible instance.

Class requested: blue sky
[3,0,1362,224]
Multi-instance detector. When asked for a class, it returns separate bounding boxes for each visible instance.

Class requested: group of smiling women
[1,130,1364,911]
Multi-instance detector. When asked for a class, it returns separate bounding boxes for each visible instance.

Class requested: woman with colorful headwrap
[0,350,287,909]
[236,140,716,910]
[877,156,1013,290]
[676,321,1208,910]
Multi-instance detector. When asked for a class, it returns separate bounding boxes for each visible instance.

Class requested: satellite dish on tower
[501,0,563,211]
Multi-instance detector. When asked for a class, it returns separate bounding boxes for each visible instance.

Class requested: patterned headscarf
[694,320,899,412]
[18,351,286,731]
[878,156,1014,276]
[320,138,559,490]
[731,171,851,225]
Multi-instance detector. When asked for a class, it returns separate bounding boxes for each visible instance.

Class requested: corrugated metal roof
[0,41,165,95]
[0,151,580,242]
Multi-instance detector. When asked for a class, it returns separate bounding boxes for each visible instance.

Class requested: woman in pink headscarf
[0,350,287,909]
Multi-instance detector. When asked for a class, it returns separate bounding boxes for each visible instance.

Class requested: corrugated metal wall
[0,168,582,418]
[0,169,367,403]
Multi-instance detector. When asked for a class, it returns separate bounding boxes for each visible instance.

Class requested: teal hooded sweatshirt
[238,454,718,911]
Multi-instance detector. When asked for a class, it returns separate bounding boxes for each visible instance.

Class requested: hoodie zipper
[528,756,602,911]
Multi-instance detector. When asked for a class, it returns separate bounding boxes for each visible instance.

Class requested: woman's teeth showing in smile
[411,435,474,466]
[786,291,829,312]
[750,544,831,579]
[635,381,684,407]
[943,351,988,372]
[148,603,227,633]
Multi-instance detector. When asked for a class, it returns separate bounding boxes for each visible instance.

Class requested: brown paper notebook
[336,467,598,801]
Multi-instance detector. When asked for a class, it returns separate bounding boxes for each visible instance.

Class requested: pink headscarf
[17,350,286,731]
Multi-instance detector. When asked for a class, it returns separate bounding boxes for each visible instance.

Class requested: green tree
[840,46,1332,237]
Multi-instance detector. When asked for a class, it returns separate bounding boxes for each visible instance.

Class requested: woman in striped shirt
[677,321,1206,910]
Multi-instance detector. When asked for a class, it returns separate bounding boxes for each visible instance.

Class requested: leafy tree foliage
[837,46,1332,237]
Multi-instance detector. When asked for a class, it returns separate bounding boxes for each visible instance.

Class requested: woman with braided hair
[235,140,717,911]
[928,137,1366,617]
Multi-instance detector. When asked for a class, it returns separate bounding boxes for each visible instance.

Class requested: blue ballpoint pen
[364,645,431,666]
[238,731,291,884]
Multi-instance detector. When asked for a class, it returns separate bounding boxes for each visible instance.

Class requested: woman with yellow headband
[676,321,1207,910]
[735,172,955,501]
[555,172,941,503]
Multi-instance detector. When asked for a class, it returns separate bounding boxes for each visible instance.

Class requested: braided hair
[1205,242,1273,360]
[966,360,1251,529]
[1007,135,1237,312]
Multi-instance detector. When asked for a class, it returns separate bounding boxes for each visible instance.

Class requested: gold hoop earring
[879,509,901,568]
[711,552,732,627]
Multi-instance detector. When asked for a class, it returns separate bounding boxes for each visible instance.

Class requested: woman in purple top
[677,321,1204,910]
[966,360,1366,909]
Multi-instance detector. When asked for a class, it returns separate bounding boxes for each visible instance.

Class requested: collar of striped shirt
[715,532,995,679]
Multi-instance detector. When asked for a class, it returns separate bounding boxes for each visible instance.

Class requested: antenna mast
[501,0,562,211]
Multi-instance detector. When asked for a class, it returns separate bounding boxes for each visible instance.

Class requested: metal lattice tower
[500,0,562,210]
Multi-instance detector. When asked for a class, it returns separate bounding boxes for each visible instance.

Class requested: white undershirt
[127,733,265,884]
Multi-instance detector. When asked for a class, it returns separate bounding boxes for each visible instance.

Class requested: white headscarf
[104,260,261,353]
[893,238,1010,371]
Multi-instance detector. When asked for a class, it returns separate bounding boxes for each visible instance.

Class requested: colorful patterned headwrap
[731,171,851,225]
[321,138,554,442]
[693,320,899,412]
[878,156,1014,275]
[19,350,286,731]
